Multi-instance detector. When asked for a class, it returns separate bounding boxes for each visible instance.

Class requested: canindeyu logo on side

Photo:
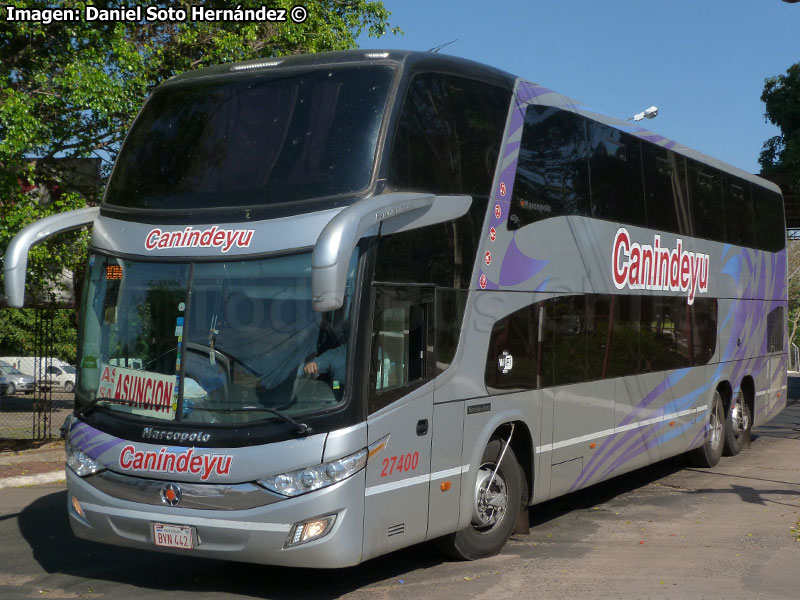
[612,227,710,304]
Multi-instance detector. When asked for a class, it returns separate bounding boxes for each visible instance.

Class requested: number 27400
[380,452,419,477]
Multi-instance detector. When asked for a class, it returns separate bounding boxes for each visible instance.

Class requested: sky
[356,0,799,176]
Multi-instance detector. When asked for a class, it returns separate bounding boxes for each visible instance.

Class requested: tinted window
[690,298,717,365]
[587,124,646,226]
[374,199,488,289]
[551,295,588,385]
[752,185,786,252]
[586,294,613,381]
[388,73,510,195]
[687,159,724,241]
[723,175,755,247]
[485,299,551,390]
[767,306,785,353]
[435,289,469,375]
[508,106,591,229]
[645,297,691,370]
[484,293,716,392]
[105,66,394,210]
[607,295,642,377]
[369,286,433,413]
[643,145,689,235]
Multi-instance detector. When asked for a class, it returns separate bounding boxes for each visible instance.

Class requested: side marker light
[71,495,85,518]
[440,481,451,492]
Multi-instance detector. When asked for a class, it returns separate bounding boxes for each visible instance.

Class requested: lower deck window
[485,293,718,390]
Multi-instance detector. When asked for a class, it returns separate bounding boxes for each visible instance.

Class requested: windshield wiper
[78,397,137,418]
[190,405,313,436]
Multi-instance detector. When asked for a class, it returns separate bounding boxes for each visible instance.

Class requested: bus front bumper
[65,468,366,568]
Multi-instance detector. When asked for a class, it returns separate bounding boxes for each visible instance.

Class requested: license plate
[152,523,195,549]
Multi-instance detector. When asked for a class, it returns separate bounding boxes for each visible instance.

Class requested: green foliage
[0,308,78,362]
[0,0,397,356]
[760,63,800,193]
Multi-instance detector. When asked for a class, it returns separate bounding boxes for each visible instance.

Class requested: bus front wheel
[689,390,724,468]
[437,437,521,560]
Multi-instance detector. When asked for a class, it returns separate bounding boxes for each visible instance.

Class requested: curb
[0,470,65,489]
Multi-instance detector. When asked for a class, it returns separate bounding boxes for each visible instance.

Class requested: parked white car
[38,364,76,393]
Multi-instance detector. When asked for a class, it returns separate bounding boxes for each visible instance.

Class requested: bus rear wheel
[437,438,521,560]
[723,395,751,456]
[689,390,724,467]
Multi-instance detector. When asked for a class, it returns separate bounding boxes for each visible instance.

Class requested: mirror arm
[311,192,471,312]
[2,206,99,307]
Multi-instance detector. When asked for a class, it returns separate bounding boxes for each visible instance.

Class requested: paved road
[1,385,799,599]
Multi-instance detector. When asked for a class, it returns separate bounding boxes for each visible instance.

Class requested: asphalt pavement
[0,379,798,599]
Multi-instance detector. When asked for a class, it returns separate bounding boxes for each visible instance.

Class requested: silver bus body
[3,51,786,567]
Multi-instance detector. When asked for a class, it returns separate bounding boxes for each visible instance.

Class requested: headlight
[258,435,388,498]
[65,439,103,477]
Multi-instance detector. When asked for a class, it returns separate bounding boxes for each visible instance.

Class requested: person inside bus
[303,344,346,389]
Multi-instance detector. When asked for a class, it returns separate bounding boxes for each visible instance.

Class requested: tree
[0,0,397,359]
[759,62,800,194]
[787,241,800,350]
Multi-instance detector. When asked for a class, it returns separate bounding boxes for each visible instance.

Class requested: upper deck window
[388,72,510,196]
[104,66,394,210]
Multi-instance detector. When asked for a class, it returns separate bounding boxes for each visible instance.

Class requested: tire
[6,382,16,396]
[723,394,751,457]
[64,381,74,393]
[689,390,724,467]
[437,438,522,560]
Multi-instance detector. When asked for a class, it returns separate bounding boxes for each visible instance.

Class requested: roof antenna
[428,39,458,53]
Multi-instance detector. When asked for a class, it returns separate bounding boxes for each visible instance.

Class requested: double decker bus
[3,50,786,566]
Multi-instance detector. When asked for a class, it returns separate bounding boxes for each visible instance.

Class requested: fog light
[285,515,336,548]
[71,495,85,518]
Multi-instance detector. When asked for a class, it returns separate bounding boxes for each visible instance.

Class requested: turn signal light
[71,495,85,518]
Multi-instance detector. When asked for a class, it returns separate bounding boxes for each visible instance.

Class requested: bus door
[362,285,435,561]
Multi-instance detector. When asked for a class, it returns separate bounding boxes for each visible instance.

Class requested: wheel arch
[717,379,733,416]
[458,411,535,529]
[739,375,755,421]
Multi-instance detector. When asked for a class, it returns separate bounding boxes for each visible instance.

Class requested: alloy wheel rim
[472,464,508,533]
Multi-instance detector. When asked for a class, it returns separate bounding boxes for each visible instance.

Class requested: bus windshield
[77,251,359,427]
[104,65,394,210]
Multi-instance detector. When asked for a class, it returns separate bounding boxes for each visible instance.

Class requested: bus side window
[484,297,553,391]
[643,146,689,236]
[387,72,510,196]
[723,176,755,248]
[551,295,588,386]
[368,286,434,414]
[687,159,724,242]
[752,185,786,252]
[767,306,785,353]
[508,105,591,230]
[587,124,646,227]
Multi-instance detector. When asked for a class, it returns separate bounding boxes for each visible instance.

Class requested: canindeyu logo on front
[119,445,233,481]
[145,226,254,253]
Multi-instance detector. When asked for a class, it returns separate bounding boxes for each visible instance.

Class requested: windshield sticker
[97,364,176,419]
[144,226,254,253]
[119,445,233,481]
[612,227,709,304]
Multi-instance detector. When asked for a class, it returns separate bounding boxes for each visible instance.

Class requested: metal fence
[0,308,75,440]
